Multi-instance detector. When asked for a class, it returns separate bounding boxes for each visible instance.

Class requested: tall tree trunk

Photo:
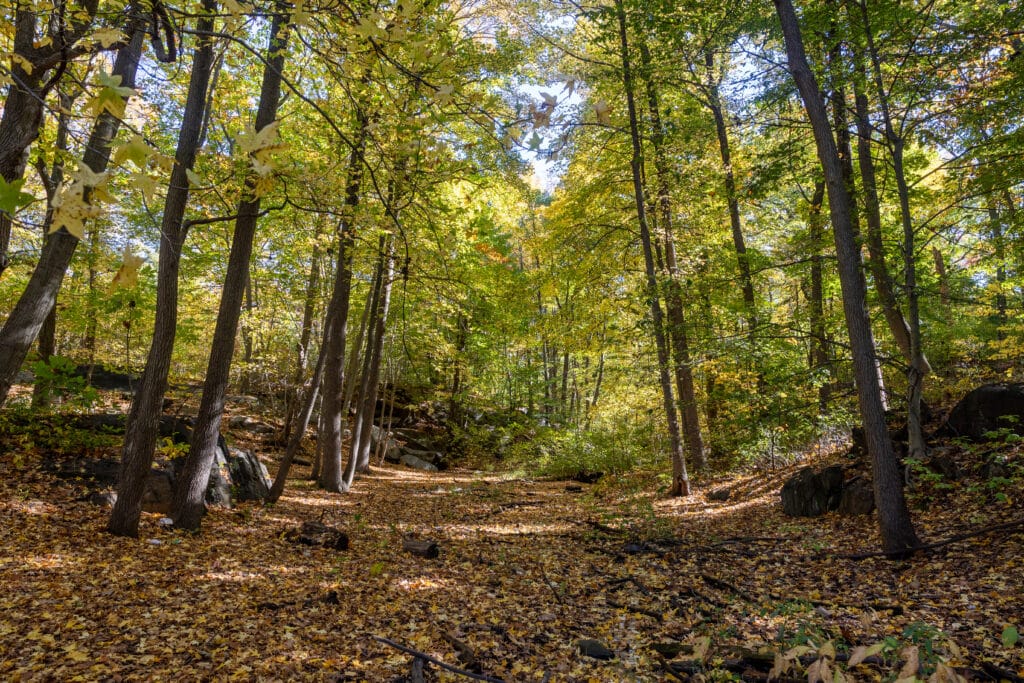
[851,61,917,365]
[170,5,290,531]
[615,0,690,496]
[353,235,396,473]
[857,0,928,462]
[346,234,388,482]
[0,22,146,407]
[774,0,919,555]
[639,40,706,470]
[317,116,368,494]
[806,180,831,413]
[281,243,321,443]
[704,51,757,335]
[107,2,219,538]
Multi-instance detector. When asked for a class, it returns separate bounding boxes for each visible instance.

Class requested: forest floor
[0,403,1022,681]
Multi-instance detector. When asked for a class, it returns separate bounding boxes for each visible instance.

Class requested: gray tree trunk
[616,0,690,496]
[775,0,919,555]
[107,2,219,537]
[170,4,290,531]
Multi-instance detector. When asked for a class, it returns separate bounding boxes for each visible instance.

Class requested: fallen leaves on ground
[0,426,1021,681]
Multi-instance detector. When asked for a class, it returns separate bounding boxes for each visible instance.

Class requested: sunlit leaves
[0,177,35,215]
[109,245,145,290]
[48,165,108,239]
[87,72,135,118]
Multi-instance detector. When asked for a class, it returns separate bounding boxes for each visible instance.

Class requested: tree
[0,14,148,406]
[108,0,219,538]
[171,1,291,531]
[774,0,919,555]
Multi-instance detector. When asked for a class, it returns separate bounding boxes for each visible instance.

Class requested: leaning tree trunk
[107,2,218,537]
[858,1,928,463]
[353,235,396,473]
[774,0,919,555]
[704,51,757,337]
[639,39,706,470]
[0,24,146,407]
[317,115,368,494]
[616,0,690,496]
[281,241,321,444]
[268,308,334,502]
[0,0,101,277]
[170,5,290,531]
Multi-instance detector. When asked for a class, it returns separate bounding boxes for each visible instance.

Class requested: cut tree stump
[403,536,439,558]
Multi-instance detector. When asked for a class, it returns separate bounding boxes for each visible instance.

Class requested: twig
[700,573,757,602]
[539,564,566,606]
[372,636,504,682]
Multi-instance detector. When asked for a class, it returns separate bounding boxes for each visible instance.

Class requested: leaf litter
[0,422,1021,681]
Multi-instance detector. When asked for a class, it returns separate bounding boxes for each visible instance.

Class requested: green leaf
[0,176,34,215]
[1002,625,1019,648]
[88,71,135,118]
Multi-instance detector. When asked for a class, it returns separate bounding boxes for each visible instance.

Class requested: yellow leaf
[91,27,124,48]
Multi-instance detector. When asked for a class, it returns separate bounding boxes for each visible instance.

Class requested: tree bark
[857,0,928,462]
[615,0,690,496]
[317,116,368,493]
[353,234,396,474]
[704,51,757,335]
[281,242,322,444]
[0,22,146,407]
[170,4,290,531]
[639,40,706,470]
[774,0,919,555]
[806,180,830,413]
[107,2,218,537]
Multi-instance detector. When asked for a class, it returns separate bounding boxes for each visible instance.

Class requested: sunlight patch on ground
[394,575,455,592]
[447,521,574,537]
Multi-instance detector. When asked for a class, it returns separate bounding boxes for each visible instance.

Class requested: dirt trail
[0,453,1020,680]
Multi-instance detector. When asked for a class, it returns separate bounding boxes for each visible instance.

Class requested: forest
[0,0,1022,679]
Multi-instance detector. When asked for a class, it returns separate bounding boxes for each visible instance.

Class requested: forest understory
[1,393,1021,682]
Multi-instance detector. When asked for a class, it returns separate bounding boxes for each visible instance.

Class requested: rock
[402,536,440,558]
[86,490,117,507]
[227,448,271,501]
[228,415,276,434]
[142,470,175,514]
[837,477,875,516]
[399,451,438,472]
[979,458,1011,480]
[926,449,962,480]
[941,383,1024,441]
[577,639,615,660]
[370,425,402,463]
[781,465,844,517]
[285,520,349,551]
[707,488,731,502]
[73,365,138,391]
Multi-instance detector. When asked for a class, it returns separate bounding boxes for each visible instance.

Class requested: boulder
[837,477,875,516]
[707,488,731,502]
[370,425,402,463]
[941,383,1024,441]
[781,465,844,517]
[979,458,1011,480]
[400,451,438,472]
[926,448,962,481]
[142,470,175,514]
[227,448,271,501]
